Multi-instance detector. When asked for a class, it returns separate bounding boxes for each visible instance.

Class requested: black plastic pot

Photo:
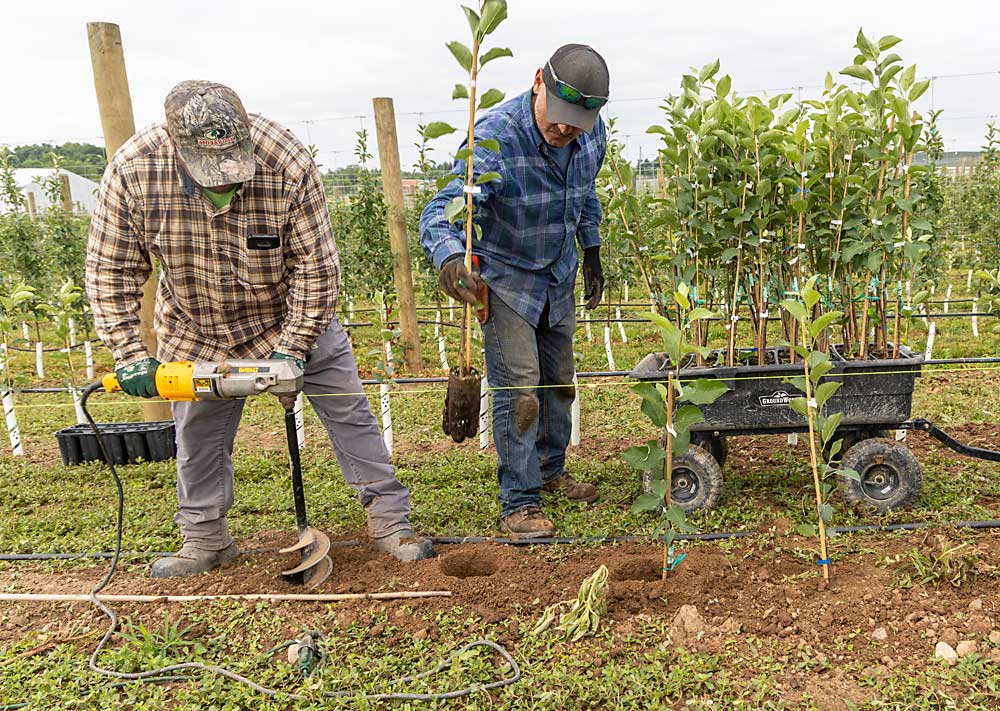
[55,421,176,465]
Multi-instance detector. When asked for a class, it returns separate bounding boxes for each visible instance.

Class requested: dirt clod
[935,641,958,663]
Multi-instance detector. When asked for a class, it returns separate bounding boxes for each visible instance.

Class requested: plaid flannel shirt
[419,89,606,327]
[86,115,340,366]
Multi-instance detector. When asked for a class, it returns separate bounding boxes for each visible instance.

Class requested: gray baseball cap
[542,44,609,133]
[164,80,255,187]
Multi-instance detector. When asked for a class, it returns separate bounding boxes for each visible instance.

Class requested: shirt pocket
[231,233,286,286]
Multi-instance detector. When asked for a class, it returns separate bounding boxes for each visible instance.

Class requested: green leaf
[686,307,715,322]
[840,64,874,83]
[670,405,705,454]
[796,523,817,537]
[444,196,466,223]
[855,28,879,61]
[814,381,841,408]
[818,503,834,524]
[477,0,507,36]
[663,504,689,529]
[878,35,903,51]
[821,412,843,446]
[436,175,460,191]
[909,79,931,103]
[475,171,502,185]
[477,88,505,111]
[446,41,473,72]
[717,74,732,98]
[699,58,721,83]
[681,379,728,406]
[452,83,469,100]
[480,47,513,67]
[720,247,740,263]
[478,138,501,153]
[900,64,916,91]
[461,5,480,35]
[779,299,807,322]
[809,311,843,341]
[631,492,665,514]
[789,397,809,418]
[622,441,665,471]
[455,148,472,160]
[810,359,833,385]
[423,121,458,139]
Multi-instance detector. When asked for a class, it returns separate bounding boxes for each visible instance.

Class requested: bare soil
[3,530,999,687]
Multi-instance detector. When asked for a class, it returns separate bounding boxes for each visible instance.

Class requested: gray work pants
[170,318,412,550]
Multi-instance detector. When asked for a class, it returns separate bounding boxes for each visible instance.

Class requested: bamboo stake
[0,591,453,604]
[661,370,675,582]
[892,127,915,359]
[798,332,830,581]
[460,37,481,376]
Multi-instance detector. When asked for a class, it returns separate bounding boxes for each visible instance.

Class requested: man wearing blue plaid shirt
[421,44,610,538]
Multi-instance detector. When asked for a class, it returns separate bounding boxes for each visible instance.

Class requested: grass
[0,285,997,709]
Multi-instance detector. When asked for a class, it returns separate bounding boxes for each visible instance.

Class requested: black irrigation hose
[7,519,1000,562]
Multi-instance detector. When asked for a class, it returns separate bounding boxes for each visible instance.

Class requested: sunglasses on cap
[547,61,608,111]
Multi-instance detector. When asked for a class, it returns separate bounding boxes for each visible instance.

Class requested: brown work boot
[501,507,555,539]
[542,473,599,503]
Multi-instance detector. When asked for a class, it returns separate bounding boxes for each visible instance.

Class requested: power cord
[64,381,522,702]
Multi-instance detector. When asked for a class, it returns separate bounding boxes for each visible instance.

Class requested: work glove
[438,254,486,305]
[270,351,305,410]
[582,246,604,310]
[115,357,161,398]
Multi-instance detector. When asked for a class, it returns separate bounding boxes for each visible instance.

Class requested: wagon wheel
[839,438,922,512]
[827,427,890,462]
[659,432,728,467]
[690,432,728,468]
[642,446,724,514]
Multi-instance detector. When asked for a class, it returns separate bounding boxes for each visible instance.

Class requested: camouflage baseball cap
[164,80,255,187]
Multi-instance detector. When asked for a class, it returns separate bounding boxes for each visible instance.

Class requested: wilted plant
[531,564,608,641]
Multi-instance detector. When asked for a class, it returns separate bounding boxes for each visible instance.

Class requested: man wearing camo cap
[86,80,434,577]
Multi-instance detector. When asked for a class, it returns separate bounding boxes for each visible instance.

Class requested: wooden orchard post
[59,174,72,213]
[372,97,423,373]
[87,21,172,421]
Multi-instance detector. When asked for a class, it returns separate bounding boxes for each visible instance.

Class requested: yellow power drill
[99,358,331,586]
[101,359,303,401]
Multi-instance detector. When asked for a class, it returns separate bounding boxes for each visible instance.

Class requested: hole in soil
[439,550,499,579]
[611,558,661,582]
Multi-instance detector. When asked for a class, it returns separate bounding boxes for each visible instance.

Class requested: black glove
[439,254,486,305]
[582,246,604,310]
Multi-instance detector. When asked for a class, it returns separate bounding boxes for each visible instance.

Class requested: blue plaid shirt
[420,89,606,327]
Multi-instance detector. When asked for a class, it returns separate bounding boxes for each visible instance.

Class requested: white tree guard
[35,342,43,379]
[924,321,936,361]
[624,282,629,303]
[973,299,979,338]
[571,372,581,447]
[616,306,627,343]
[478,375,489,450]
[436,310,449,372]
[448,296,455,322]
[71,387,86,425]
[347,297,355,323]
[944,284,952,314]
[84,341,95,380]
[294,392,306,449]
[968,269,973,290]
[2,390,22,457]
[21,322,29,341]
[68,317,77,346]
[604,326,616,370]
[380,342,392,454]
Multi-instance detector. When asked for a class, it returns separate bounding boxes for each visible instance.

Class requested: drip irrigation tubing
[5,519,1000,562]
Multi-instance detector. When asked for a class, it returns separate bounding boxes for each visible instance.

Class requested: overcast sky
[2,0,999,177]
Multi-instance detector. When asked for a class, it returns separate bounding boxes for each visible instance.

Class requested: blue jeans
[481,291,576,517]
